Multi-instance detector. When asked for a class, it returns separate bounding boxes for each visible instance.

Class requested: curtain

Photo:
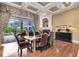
[33,14,39,32]
[1,12,11,31]
[0,5,11,44]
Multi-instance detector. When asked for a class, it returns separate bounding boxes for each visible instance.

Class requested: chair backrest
[47,35,51,42]
[35,32,39,35]
[29,32,34,36]
[14,33,20,45]
[42,29,50,34]
[50,32,53,40]
[21,32,26,36]
[40,34,48,46]
[50,32,53,45]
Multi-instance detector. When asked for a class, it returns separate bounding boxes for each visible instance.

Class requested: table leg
[33,40,36,52]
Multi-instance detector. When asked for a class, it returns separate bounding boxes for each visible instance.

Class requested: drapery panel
[1,12,11,31]
[0,4,11,44]
[33,14,39,32]
[0,3,39,45]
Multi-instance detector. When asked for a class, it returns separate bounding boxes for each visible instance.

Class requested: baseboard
[77,50,79,57]
[72,40,79,44]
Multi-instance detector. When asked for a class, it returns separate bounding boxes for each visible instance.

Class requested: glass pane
[23,18,35,33]
[3,17,21,44]
[4,17,21,33]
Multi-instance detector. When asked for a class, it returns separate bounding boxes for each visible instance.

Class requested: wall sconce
[69,26,75,32]
[55,26,60,32]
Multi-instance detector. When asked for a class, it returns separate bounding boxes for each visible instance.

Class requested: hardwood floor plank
[0,40,79,57]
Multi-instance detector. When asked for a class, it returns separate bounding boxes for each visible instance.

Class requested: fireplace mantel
[40,27,52,32]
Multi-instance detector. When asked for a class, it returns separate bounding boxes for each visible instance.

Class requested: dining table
[24,36,41,52]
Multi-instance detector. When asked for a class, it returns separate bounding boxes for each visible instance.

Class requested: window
[3,17,35,44]
[23,19,35,34]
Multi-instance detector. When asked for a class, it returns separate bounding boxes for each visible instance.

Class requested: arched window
[43,18,48,27]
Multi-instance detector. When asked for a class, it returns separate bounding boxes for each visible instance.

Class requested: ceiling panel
[12,2,22,5]
[37,2,49,6]
[49,6,59,12]
[63,2,71,7]
[27,6,38,11]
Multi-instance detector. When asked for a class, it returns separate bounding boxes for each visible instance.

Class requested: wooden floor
[0,40,79,57]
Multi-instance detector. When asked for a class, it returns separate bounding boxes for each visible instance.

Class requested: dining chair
[28,32,34,45]
[49,32,53,46]
[35,32,41,43]
[42,30,50,34]
[35,32,39,35]
[16,32,26,42]
[36,33,48,52]
[29,32,34,36]
[14,33,32,56]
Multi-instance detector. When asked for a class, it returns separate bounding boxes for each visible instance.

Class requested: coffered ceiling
[37,2,50,6]
[1,2,78,16]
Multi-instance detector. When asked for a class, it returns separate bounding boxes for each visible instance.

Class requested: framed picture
[60,25,67,30]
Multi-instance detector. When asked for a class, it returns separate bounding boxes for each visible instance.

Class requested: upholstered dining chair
[49,32,54,46]
[35,32,41,43]
[36,33,48,52]
[14,33,32,56]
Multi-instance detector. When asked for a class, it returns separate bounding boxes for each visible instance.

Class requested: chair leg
[31,41,33,52]
[27,47,33,52]
[30,46,33,52]
[28,43,33,52]
[18,48,19,55]
[40,47,43,52]
[20,49,22,57]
